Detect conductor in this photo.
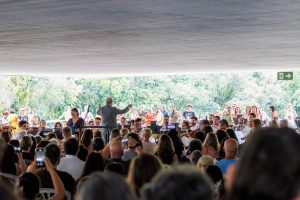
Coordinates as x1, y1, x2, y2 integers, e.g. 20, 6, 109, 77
97, 97, 132, 143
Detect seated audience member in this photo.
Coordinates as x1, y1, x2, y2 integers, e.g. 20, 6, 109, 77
122, 133, 141, 162
76, 172, 136, 200
212, 116, 221, 131
80, 152, 104, 179
269, 119, 278, 128
202, 133, 220, 160
77, 129, 93, 161
127, 154, 162, 197
20, 135, 34, 166
226, 128, 238, 142
167, 129, 184, 162
141, 167, 213, 200
0, 183, 17, 199
182, 139, 202, 163
199, 119, 210, 132
197, 155, 214, 173
155, 134, 178, 165
203, 125, 214, 138
279, 119, 289, 128
62, 127, 72, 142
93, 129, 102, 138
58, 138, 85, 180
105, 140, 126, 173
0, 131, 11, 143
110, 129, 121, 142
105, 162, 125, 176
216, 138, 238, 174
190, 150, 202, 165
194, 131, 205, 143
120, 128, 130, 138
215, 130, 229, 145
21, 158, 65, 200
92, 137, 105, 152
12, 120, 28, 140
227, 128, 300, 200
32, 144, 75, 196
53, 122, 63, 140
219, 119, 229, 131
34, 135, 43, 145
1, 143, 26, 176
142, 128, 157, 154
190, 117, 199, 131
252, 119, 262, 132
249, 112, 256, 121
132, 118, 145, 136
205, 165, 223, 184
119, 117, 128, 129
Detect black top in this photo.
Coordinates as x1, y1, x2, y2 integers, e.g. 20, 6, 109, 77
22, 151, 34, 166
66, 117, 85, 134
38, 169, 75, 196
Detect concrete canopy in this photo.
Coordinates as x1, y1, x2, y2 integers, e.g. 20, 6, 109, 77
0, 0, 299, 76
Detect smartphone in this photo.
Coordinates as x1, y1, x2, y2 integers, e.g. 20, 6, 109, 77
36, 148, 45, 168
14, 146, 21, 153
166, 124, 176, 130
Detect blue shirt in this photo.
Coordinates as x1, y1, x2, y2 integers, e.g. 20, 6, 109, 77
216, 159, 237, 174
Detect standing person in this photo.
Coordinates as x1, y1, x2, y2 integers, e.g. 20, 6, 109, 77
285, 103, 298, 128
270, 106, 279, 121
155, 108, 164, 133
161, 105, 168, 116
1, 111, 10, 126
144, 108, 155, 127
170, 105, 182, 124
139, 106, 147, 118
66, 108, 85, 135
244, 106, 251, 121
97, 97, 132, 143
31, 108, 41, 128
182, 104, 196, 122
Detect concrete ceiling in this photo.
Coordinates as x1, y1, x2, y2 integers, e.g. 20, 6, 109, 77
0, 0, 299, 76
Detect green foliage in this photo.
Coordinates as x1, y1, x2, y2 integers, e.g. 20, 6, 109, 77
0, 71, 299, 120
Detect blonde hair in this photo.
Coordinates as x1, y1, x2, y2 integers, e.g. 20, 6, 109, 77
143, 128, 152, 139
197, 155, 214, 173
203, 133, 220, 152
120, 128, 130, 137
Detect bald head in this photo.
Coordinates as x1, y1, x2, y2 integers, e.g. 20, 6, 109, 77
109, 140, 123, 159
106, 97, 113, 106
224, 138, 238, 159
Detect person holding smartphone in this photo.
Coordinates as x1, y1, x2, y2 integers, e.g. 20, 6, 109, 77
24, 157, 66, 200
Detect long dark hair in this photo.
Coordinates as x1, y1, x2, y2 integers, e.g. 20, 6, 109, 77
227, 128, 300, 200
81, 152, 104, 179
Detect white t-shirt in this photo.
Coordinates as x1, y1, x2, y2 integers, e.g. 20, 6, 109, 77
142, 141, 158, 154
57, 155, 85, 180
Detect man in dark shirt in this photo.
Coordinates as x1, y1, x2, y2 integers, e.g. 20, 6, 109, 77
182, 104, 196, 121
97, 97, 132, 143
37, 144, 75, 196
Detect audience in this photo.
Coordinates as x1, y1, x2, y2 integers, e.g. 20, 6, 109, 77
227, 128, 300, 200
155, 134, 178, 165
216, 138, 238, 174
76, 172, 136, 200
0, 102, 299, 200
57, 138, 85, 180
141, 167, 214, 200
127, 154, 162, 197
142, 128, 157, 154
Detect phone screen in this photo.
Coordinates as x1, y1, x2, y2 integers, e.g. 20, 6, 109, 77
36, 148, 45, 168
14, 146, 21, 153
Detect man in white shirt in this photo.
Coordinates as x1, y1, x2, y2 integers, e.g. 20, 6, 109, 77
190, 117, 199, 131
58, 138, 85, 180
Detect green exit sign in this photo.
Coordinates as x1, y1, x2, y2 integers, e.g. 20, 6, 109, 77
278, 72, 293, 80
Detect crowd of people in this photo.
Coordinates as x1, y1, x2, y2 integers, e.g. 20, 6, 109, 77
0, 98, 300, 200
